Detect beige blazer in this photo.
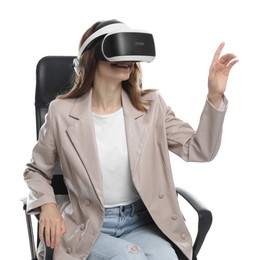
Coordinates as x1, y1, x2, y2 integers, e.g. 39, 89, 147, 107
24, 89, 227, 260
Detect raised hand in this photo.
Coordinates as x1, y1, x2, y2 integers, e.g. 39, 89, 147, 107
208, 42, 238, 108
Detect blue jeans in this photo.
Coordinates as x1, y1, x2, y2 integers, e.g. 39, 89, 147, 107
87, 199, 178, 259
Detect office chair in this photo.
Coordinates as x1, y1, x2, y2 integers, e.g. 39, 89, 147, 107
22, 56, 212, 260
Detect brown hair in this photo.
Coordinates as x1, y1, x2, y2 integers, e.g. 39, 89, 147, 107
58, 20, 157, 112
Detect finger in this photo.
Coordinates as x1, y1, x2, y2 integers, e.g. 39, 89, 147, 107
44, 219, 51, 247
39, 220, 45, 242
61, 220, 66, 235
212, 42, 225, 63
219, 53, 237, 65
226, 59, 239, 70
53, 221, 63, 248
50, 222, 56, 248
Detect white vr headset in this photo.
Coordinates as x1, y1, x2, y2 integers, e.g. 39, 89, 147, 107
73, 20, 156, 74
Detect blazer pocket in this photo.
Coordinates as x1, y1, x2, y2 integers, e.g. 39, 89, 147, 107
61, 209, 90, 256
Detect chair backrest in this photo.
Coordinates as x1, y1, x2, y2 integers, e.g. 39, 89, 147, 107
35, 56, 76, 195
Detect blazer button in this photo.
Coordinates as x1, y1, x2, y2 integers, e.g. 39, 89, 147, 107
158, 193, 164, 199
181, 233, 186, 240
171, 214, 178, 220
66, 248, 72, 254
80, 223, 85, 230
85, 199, 91, 206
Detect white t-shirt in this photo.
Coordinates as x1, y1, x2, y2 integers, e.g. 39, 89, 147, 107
92, 108, 140, 207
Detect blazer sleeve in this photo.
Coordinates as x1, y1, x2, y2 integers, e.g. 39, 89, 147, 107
23, 101, 58, 214
159, 95, 228, 162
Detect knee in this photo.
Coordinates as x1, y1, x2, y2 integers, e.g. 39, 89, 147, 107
113, 244, 147, 260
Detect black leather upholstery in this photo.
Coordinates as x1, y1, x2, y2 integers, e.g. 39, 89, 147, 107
35, 56, 75, 137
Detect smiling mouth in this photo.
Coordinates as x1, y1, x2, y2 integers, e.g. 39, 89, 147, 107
111, 62, 133, 69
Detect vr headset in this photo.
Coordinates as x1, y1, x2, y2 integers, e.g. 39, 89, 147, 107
73, 20, 156, 74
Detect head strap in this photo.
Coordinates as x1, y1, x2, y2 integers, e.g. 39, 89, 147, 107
73, 22, 129, 75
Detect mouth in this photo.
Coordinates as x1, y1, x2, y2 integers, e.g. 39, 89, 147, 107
111, 62, 133, 69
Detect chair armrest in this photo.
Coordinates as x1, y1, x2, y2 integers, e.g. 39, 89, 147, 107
21, 197, 38, 260
176, 187, 212, 259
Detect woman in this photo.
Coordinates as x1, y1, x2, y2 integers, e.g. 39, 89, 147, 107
24, 19, 238, 260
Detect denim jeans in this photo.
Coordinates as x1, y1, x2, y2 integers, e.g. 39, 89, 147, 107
87, 199, 178, 259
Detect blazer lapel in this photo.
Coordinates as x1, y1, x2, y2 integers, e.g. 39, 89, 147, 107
122, 91, 149, 178
64, 89, 149, 204
66, 90, 103, 204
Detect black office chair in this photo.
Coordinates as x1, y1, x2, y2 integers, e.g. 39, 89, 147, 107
22, 56, 212, 260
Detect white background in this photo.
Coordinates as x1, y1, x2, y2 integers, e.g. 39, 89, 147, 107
1, 0, 253, 259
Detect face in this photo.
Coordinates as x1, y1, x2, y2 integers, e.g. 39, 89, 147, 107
95, 61, 134, 84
